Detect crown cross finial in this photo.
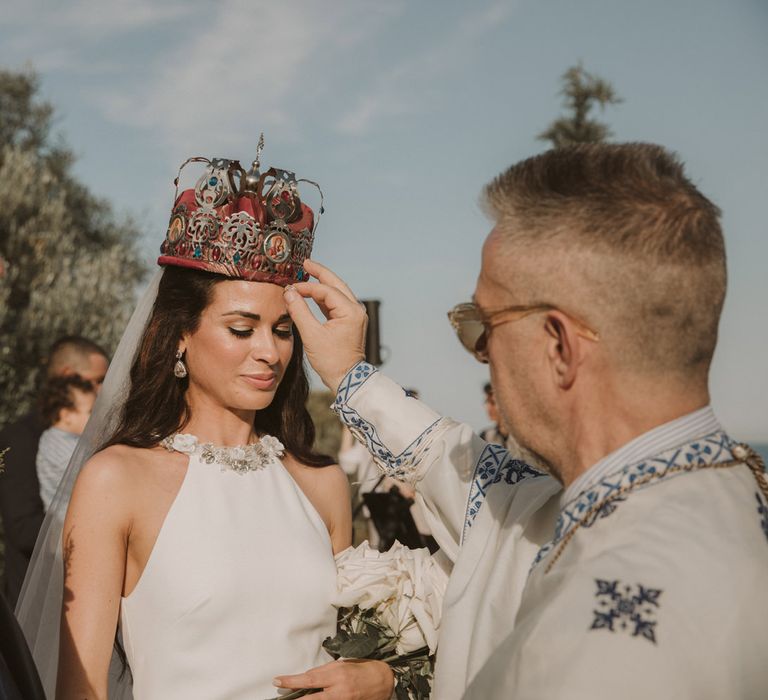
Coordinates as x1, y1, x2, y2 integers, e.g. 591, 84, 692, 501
254, 133, 265, 170
244, 133, 265, 194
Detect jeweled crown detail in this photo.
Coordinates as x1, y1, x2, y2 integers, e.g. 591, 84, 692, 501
158, 136, 323, 285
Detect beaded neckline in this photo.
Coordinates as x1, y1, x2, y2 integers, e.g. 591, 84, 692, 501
160, 433, 285, 474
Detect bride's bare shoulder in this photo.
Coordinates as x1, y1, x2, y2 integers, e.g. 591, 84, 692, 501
75, 443, 172, 493
284, 457, 349, 497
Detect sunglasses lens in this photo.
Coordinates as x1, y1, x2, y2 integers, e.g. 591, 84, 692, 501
448, 305, 486, 358
458, 321, 484, 355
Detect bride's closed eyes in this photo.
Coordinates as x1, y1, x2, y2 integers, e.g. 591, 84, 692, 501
222, 309, 293, 340
227, 325, 293, 339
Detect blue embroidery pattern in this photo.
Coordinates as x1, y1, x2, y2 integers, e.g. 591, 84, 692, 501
582, 494, 628, 527
756, 492, 768, 543
591, 579, 662, 644
332, 363, 443, 480
531, 431, 735, 570
463, 443, 545, 542
337, 407, 441, 480
335, 361, 377, 404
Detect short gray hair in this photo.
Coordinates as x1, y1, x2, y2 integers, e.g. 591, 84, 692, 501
482, 143, 726, 377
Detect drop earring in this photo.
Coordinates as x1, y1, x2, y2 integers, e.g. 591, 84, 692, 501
174, 350, 188, 379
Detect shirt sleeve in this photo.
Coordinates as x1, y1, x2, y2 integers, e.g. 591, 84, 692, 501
332, 362, 543, 563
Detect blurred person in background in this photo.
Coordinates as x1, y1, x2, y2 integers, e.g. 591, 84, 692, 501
339, 388, 433, 549
479, 382, 508, 447
35, 375, 97, 511
0, 335, 107, 608
338, 424, 383, 546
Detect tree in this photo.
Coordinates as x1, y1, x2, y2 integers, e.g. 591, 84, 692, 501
307, 390, 342, 459
538, 63, 622, 148
0, 68, 148, 427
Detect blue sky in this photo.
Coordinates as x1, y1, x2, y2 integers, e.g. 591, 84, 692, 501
1, 0, 766, 439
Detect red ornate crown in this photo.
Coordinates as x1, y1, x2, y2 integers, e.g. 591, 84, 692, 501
158, 137, 323, 285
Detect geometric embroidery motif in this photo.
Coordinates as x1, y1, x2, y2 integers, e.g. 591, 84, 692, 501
335, 403, 441, 482
332, 361, 443, 482
335, 360, 377, 404
590, 579, 663, 644
582, 494, 628, 527
530, 431, 735, 572
463, 443, 545, 542
756, 492, 768, 543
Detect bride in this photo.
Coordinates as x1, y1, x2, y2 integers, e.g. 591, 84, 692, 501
18, 149, 394, 699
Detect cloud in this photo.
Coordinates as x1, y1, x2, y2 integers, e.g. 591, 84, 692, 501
56, 0, 189, 32
334, 0, 520, 135
97, 0, 397, 155
0, 0, 193, 73
2, 0, 189, 33
0, 0, 512, 148
337, 92, 408, 135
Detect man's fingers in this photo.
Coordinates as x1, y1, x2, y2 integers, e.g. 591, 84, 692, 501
283, 285, 324, 333
290, 282, 364, 321
303, 260, 358, 302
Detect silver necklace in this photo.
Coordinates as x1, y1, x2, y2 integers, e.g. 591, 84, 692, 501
160, 433, 285, 474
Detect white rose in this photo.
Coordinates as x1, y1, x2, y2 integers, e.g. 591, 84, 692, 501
407, 552, 449, 654
380, 606, 428, 655
334, 541, 402, 610
334, 541, 448, 655
171, 433, 197, 454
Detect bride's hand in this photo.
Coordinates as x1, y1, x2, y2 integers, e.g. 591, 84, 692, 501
283, 259, 367, 393
273, 658, 394, 699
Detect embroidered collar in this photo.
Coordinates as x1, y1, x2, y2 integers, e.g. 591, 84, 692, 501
531, 430, 736, 571
160, 433, 285, 474
562, 406, 721, 505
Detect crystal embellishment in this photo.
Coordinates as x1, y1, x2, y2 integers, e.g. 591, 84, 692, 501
160, 433, 285, 474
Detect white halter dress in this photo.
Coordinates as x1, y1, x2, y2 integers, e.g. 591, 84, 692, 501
119, 434, 338, 700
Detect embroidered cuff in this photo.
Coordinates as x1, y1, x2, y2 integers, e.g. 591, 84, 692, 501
332, 362, 447, 484
334, 361, 379, 405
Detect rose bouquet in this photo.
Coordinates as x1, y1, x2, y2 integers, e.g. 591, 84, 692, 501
270, 541, 448, 700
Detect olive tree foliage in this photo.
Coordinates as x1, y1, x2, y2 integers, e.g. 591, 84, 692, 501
0, 68, 147, 427
538, 64, 622, 148
307, 389, 342, 460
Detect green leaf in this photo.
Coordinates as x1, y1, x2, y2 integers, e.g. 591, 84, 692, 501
322, 636, 345, 658
394, 682, 410, 700
414, 674, 431, 695
337, 635, 379, 658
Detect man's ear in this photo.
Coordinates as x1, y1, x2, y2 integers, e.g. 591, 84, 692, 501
543, 311, 582, 390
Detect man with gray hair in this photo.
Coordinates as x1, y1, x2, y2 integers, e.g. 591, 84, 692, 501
279, 142, 768, 698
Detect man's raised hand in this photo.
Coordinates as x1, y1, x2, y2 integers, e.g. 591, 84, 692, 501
283, 260, 367, 392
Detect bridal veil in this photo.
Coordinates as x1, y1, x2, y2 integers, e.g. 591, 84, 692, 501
16, 270, 163, 698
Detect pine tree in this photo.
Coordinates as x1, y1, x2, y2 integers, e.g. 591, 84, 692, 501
0, 68, 148, 427
538, 64, 622, 148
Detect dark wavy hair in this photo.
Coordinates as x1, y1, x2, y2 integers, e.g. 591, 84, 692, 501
105, 265, 332, 466
38, 375, 95, 427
